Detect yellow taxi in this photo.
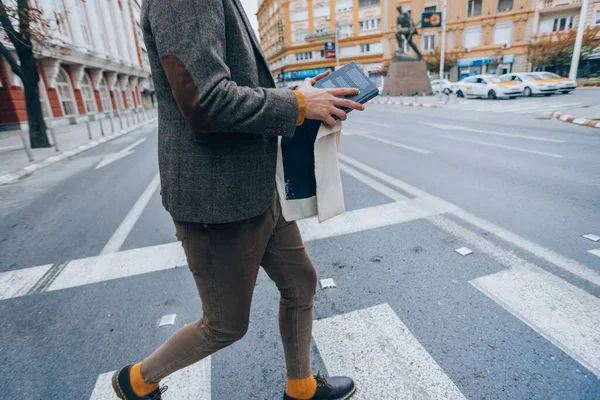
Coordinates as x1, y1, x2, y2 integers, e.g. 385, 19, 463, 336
454, 75, 523, 99
530, 72, 577, 94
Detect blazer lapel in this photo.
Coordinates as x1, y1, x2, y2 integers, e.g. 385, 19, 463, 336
229, 0, 276, 86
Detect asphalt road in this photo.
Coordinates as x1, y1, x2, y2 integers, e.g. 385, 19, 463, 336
1, 101, 599, 400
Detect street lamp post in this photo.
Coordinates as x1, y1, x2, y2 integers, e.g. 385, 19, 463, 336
335, 22, 340, 69
439, 0, 447, 83
569, 0, 589, 80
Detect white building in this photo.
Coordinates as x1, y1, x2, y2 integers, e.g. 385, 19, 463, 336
0, 0, 151, 131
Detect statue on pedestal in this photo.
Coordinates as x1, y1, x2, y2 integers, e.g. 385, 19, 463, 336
395, 6, 422, 61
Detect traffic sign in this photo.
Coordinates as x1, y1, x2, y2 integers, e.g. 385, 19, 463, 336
325, 50, 336, 59
324, 42, 336, 51
421, 12, 442, 28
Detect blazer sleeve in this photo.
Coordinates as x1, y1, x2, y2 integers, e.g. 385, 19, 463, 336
147, 0, 299, 137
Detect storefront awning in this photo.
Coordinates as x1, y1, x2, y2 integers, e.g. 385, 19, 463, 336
458, 54, 515, 67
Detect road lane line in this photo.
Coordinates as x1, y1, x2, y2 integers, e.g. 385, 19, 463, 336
313, 304, 467, 399
338, 154, 600, 287
0, 199, 453, 300
588, 249, 600, 258
0, 264, 52, 300
437, 135, 564, 158
100, 173, 161, 255
471, 265, 600, 378
423, 123, 565, 143
339, 163, 411, 201
90, 358, 211, 400
353, 133, 433, 154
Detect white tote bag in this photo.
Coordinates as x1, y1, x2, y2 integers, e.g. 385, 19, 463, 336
276, 119, 345, 222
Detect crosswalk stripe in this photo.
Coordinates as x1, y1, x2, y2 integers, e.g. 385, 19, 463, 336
353, 133, 433, 154
312, 304, 467, 399
437, 135, 564, 158
90, 358, 211, 399
471, 265, 600, 377
0, 199, 454, 301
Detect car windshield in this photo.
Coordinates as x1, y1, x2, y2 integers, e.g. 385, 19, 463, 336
487, 78, 502, 83
523, 75, 538, 81
542, 72, 561, 79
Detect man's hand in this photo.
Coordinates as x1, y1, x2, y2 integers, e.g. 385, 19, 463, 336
297, 70, 365, 127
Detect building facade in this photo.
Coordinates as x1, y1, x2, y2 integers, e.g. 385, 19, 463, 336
258, 0, 598, 83
0, 0, 151, 131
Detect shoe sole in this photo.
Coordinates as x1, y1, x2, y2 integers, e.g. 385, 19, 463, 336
111, 367, 127, 399
338, 385, 356, 400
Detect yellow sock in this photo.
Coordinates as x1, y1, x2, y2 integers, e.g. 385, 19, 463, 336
129, 362, 159, 397
286, 375, 317, 399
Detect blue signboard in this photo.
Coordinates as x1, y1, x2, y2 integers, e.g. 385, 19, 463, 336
457, 54, 515, 67
324, 42, 336, 51
284, 68, 329, 80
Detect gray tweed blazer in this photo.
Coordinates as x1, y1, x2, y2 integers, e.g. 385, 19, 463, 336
142, 0, 299, 224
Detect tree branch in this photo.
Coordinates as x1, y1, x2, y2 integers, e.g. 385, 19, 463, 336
0, 1, 21, 50
0, 40, 23, 79
16, 0, 31, 45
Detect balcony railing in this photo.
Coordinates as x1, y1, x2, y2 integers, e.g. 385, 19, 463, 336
539, 0, 581, 9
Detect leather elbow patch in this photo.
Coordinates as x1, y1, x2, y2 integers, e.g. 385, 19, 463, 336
161, 55, 213, 132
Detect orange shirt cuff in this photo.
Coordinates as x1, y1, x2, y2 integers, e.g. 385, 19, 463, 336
294, 90, 306, 126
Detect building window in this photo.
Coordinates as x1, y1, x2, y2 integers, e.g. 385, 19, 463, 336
553, 16, 575, 32
293, 31, 309, 43
463, 27, 482, 48
81, 73, 97, 113
52, 0, 70, 37
359, 42, 382, 53
99, 78, 112, 112
360, 19, 380, 31
94, 0, 110, 52
359, 0, 379, 7
596, 10, 600, 24
467, 0, 482, 17
124, 84, 134, 109
56, 68, 77, 116
76, 0, 92, 46
497, 0, 513, 12
295, 51, 313, 61
423, 35, 435, 51
493, 23, 513, 44
424, 5, 437, 12
291, 10, 309, 22
313, 6, 329, 18
338, 24, 353, 37
336, 0, 353, 12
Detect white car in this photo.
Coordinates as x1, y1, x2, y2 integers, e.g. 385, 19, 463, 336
499, 73, 558, 97
454, 75, 523, 99
430, 79, 453, 95
530, 72, 577, 94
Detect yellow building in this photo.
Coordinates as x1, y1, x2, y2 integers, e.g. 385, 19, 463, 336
257, 0, 546, 83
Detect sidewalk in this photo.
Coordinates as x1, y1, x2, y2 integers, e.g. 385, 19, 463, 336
552, 104, 600, 129
0, 109, 158, 185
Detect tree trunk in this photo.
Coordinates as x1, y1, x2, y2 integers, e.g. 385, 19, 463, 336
19, 49, 51, 148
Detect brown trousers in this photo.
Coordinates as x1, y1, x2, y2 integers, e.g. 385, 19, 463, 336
141, 192, 318, 383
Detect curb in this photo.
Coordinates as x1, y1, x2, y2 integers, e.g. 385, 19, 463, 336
0, 118, 157, 186
552, 112, 600, 129
369, 99, 438, 108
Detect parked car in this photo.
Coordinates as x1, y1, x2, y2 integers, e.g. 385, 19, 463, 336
454, 75, 523, 99
499, 73, 558, 97
529, 72, 577, 94
430, 79, 453, 95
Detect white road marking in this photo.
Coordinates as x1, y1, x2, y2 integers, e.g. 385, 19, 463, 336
0, 198, 454, 300
588, 249, 600, 258
423, 123, 566, 143
313, 304, 467, 399
0, 264, 52, 300
471, 264, 600, 378
158, 314, 177, 327
353, 133, 433, 154
100, 173, 161, 255
338, 153, 600, 287
339, 163, 410, 202
90, 358, 211, 400
437, 135, 564, 158
96, 138, 147, 169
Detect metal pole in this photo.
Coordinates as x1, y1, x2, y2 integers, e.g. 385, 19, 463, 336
335, 22, 340, 69
86, 121, 92, 140
569, 0, 589, 80
99, 118, 105, 136
110, 115, 115, 133
119, 114, 123, 130
18, 130, 35, 161
439, 0, 448, 86
49, 128, 60, 152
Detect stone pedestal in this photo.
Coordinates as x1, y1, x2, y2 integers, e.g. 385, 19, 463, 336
382, 59, 432, 96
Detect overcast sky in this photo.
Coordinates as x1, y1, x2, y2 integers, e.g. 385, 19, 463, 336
240, 0, 260, 40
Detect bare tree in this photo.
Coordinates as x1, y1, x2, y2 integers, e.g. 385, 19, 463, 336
0, 0, 51, 148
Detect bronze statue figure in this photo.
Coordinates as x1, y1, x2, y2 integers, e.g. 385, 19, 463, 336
395, 6, 422, 60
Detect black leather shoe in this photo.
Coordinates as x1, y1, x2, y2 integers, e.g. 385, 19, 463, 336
111, 365, 167, 400
283, 373, 356, 400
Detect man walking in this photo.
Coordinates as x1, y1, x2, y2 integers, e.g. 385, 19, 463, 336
110, 0, 364, 399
